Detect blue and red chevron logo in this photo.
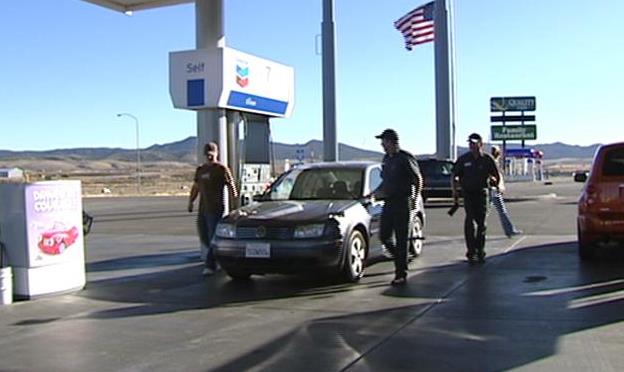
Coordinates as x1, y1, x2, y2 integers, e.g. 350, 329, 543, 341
236, 60, 249, 88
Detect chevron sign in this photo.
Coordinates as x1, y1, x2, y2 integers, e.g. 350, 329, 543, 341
236, 60, 249, 88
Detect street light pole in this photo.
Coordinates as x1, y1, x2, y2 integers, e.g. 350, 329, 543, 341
116, 113, 141, 194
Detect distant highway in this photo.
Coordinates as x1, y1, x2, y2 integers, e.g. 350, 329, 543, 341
83, 176, 583, 238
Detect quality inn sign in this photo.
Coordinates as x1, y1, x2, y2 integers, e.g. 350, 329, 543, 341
491, 125, 537, 141
490, 96, 536, 112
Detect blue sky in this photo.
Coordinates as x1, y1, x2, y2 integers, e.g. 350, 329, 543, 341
1, 0, 622, 156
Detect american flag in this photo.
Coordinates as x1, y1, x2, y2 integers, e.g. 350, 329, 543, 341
394, 2, 435, 50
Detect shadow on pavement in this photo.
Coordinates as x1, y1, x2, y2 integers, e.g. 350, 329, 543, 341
86, 250, 199, 272
76, 241, 624, 371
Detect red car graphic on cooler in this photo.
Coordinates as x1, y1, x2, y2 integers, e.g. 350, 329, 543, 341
38, 225, 79, 255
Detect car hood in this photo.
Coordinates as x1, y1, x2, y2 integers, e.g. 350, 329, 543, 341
226, 200, 358, 224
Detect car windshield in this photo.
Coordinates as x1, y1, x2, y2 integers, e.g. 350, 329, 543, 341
419, 160, 453, 176
266, 167, 364, 201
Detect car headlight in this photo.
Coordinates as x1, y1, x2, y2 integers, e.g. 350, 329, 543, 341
215, 223, 236, 238
293, 223, 325, 239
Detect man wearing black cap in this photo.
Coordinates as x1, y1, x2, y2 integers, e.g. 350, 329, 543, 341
372, 128, 423, 285
452, 133, 500, 263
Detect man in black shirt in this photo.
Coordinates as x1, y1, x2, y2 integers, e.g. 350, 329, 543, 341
452, 133, 500, 263
372, 129, 423, 285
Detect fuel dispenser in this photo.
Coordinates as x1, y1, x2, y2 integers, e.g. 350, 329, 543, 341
169, 46, 294, 259
169, 46, 294, 206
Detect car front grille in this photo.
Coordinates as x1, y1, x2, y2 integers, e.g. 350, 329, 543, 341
236, 226, 292, 240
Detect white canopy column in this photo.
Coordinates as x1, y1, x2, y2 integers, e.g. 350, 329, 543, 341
195, 0, 227, 166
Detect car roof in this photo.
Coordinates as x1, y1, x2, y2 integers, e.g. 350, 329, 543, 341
598, 142, 624, 152
295, 161, 379, 170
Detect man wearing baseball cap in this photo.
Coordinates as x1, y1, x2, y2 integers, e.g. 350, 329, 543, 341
451, 133, 500, 264
371, 128, 423, 286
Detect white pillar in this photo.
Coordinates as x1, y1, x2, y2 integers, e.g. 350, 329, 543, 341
434, 0, 453, 160
195, 0, 226, 166
322, 0, 338, 161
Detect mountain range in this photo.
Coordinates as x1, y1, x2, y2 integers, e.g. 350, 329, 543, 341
0, 137, 600, 164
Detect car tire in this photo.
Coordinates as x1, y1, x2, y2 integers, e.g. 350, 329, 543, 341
409, 217, 424, 258
577, 223, 594, 261
342, 230, 367, 282
225, 269, 252, 280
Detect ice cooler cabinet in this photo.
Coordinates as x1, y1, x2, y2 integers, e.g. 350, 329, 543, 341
0, 181, 86, 299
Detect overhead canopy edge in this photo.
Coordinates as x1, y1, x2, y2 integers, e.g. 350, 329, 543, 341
81, 0, 193, 13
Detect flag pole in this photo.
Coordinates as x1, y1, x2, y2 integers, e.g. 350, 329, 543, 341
322, 0, 338, 162
434, 0, 454, 160
448, 0, 457, 160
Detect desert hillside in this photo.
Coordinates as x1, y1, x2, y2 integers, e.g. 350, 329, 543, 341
0, 138, 595, 196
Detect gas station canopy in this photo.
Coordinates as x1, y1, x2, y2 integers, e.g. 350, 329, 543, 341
82, 0, 192, 13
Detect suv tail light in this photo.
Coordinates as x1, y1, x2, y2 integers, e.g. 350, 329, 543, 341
585, 183, 600, 205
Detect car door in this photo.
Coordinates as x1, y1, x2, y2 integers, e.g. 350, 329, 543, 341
366, 165, 384, 255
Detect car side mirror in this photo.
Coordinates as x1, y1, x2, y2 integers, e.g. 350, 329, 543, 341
252, 193, 265, 202
574, 172, 588, 183
359, 194, 373, 207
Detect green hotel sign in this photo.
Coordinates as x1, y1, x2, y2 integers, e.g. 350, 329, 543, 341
490, 96, 536, 112
491, 125, 537, 141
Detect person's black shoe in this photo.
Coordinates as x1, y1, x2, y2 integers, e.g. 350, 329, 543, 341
390, 276, 407, 286
466, 252, 477, 264
477, 251, 486, 263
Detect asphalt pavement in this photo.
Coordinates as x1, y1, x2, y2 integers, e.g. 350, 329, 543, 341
1, 177, 623, 371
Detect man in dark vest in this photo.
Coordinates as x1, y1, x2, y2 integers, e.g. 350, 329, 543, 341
372, 129, 423, 286
452, 133, 500, 263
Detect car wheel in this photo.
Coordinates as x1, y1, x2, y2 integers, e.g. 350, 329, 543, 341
577, 223, 594, 261
225, 269, 252, 280
342, 230, 367, 282
409, 217, 424, 258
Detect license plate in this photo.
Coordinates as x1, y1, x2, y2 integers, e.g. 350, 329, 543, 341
245, 243, 270, 258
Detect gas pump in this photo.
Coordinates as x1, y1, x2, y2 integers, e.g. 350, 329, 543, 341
169, 46, 294, 208
239, 114, 273, 205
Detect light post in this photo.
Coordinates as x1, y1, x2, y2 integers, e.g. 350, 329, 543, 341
116, 113, 141, 194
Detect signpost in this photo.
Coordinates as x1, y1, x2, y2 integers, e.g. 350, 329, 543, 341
490, 96, 536, 112
490, 96, 537, 173
490, 114, 535, 123
490, 96, 537, 145
491, 125, 537, 141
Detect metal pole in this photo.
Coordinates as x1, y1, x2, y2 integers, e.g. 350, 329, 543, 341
434, 0, 452, 160
117, 113, 141, 194
135, 116, 140, 194
448, 0, 458, 161
322, 0, 338, 162
195, 0, 226, 166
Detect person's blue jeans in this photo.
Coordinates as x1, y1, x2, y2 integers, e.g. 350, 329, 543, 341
490, 189, 517, 236
197, 212, 222, 269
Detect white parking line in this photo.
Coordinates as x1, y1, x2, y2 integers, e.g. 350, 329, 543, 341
504, 235, 527, 253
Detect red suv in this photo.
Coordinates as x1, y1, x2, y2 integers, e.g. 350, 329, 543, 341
576, 142, 624, 260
